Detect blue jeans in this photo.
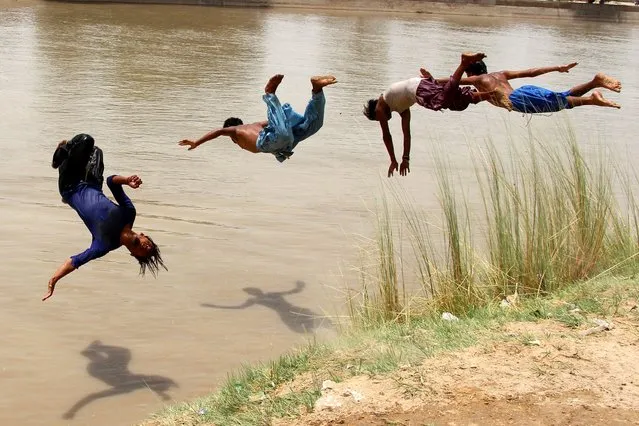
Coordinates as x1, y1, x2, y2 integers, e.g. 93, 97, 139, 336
256, 93, 294, 158
256, 91, 326, 163
285, 90, 326, 147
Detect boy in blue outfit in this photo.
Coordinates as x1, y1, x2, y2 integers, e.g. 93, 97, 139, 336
178, 74, 337, 162
45, 134, 166, 301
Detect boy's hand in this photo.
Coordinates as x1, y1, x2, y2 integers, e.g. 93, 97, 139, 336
388, 160, 399, 177
558, 62, 578, 73
42, 278, 57, 301
126, 175, 143, 189
400, 159, 410, 176
179, 140, 199, 150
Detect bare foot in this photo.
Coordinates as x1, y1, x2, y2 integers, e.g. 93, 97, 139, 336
420, 68, 432, 79
264, 74, 284, 94
462, 52, 486, 65
311, 75, 337, 92
592, 90, 621, 109
594, 73, 621, 93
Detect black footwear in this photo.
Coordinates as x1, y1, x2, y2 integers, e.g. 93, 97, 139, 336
52, 144, 68, 169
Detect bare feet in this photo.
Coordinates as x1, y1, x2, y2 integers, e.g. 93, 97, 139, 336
594, 73, 621, 93
592, 90, 621, 109
311, 75, 337, 92
264, 74, 284, 94
420, 68, 432, 79
461, 52, 487, 65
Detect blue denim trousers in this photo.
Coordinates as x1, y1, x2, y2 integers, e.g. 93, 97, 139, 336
256, 91, 326, 162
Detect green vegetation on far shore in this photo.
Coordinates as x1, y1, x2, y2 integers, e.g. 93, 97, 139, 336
143, 125, 639, 426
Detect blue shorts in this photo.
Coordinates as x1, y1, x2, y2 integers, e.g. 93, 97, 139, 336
509, 85, 572, 114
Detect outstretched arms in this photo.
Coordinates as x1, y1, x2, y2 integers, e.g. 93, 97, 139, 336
42, 258, 75, 301
178, 127, 237, 150
503, 62, 577, 80
43, 243, 110, 301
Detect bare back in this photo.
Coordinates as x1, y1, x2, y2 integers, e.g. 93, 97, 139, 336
232, 122, 267, 153
469, 73, 514, 107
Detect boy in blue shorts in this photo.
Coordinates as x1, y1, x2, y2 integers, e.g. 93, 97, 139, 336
429, 60, 621, 113
179, 74, 337, 162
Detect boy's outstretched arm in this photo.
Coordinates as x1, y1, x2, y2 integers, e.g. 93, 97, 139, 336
42, 259, 75, 301
503, 62, 577, 80
178, 127, 237, 150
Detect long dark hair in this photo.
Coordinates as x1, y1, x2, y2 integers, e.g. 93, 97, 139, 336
134, 235, 167, 277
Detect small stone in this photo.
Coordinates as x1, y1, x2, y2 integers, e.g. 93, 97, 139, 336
322, 380, 337, 390
315, 394, 342, 411
442, 312, 459, 321
346, 389, 364, 402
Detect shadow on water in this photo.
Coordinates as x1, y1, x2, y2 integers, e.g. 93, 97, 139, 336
62, 340, 178, 420
202, 280, 332, 334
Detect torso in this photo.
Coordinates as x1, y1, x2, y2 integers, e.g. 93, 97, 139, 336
67, 184, 129, 250
233, 122, 265, 153
474, 73, 515, 106
383, 77, 421, 113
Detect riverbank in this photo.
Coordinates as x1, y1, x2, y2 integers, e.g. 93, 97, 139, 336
141, 276, 639, 425
45, 0, 639, 23
142, 124, 639, 425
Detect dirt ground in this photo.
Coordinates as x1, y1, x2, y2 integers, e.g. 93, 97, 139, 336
277, 304, 639, 426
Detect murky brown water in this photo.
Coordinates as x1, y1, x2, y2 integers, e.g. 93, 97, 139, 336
1, 1, 638, 425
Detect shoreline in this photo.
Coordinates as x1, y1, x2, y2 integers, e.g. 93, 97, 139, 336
42, 0, 639, 23
141, 277, 639, 425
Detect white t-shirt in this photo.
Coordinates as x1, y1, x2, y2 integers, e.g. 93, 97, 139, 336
382, 78, 421, 113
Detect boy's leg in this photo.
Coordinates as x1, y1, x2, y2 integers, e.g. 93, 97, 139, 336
566, 90, 620, 109
439, 52, 487, 110
454, 52, 486, 83
567, 73, 621, 97
258, 75, 293, 151
84, 146, 105, 189
56, 134, 96, 196
291, 75, 336, 143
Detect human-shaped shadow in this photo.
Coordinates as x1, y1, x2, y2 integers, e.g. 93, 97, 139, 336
201, 281, 331, 334
62, 340, 178, 420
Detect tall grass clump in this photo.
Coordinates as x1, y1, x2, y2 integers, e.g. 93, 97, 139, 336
350, 125, 639, 324
347, 193, 405, 327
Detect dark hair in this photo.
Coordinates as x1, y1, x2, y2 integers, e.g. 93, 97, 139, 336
134, 235, 167, 278
363, 99, 378, 121
466, 60, 488, 76
223, 117, 243, 128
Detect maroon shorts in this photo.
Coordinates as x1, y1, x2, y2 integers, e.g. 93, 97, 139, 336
415, 76, 476, 112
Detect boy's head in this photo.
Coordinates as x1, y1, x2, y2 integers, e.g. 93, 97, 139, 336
465, 60, 488, 76
363, 99, 379, 121
127, 233, 167, 278
223, 117, 243, 128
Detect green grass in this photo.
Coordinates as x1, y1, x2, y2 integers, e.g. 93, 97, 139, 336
145, 124, 639, 426
144, 277, 638, 426
350, 125, 639, 323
